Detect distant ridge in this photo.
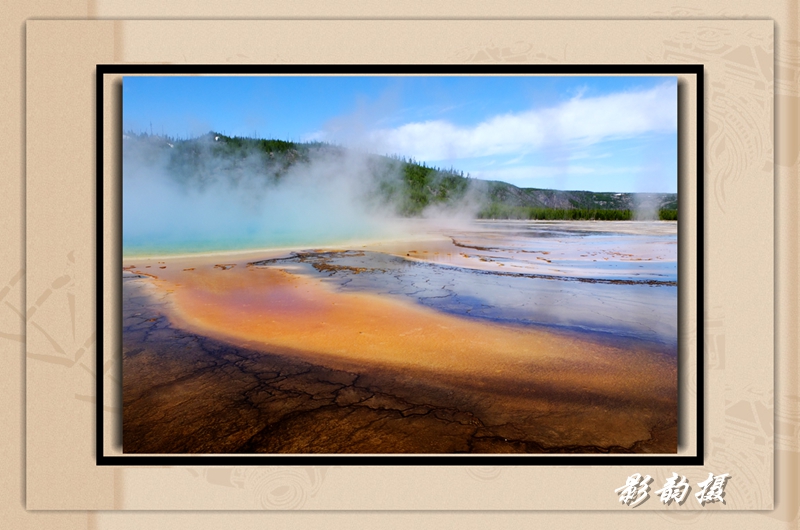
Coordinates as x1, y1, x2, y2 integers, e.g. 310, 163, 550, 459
123, 131, 678, 221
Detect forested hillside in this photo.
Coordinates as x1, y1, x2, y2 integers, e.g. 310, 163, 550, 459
123, 131, 678, 221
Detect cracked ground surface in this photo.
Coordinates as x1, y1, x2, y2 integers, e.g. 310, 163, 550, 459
123, 222, 678, 454
122, 268, 677, 454
123, 279, 489, 453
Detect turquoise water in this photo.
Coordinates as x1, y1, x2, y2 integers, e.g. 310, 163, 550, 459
122, 224, 397, 258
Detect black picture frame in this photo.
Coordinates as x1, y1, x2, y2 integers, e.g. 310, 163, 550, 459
97, 63, 704, 466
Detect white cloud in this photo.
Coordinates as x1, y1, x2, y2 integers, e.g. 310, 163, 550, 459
471, 165, 644, 184
555, 151, 613, 162
321, 81, 676, 162
503, 153, 530, 165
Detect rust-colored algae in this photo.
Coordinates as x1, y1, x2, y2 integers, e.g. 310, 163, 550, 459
122, 250, 677, 454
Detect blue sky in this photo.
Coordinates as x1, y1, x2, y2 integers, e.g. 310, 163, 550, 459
123, 75, 677, 193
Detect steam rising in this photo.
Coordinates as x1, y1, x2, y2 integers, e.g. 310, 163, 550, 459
632, 194, 660, 221
122, 136, 480, 257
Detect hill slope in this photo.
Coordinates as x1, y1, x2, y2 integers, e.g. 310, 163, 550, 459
123, 131, 678, 220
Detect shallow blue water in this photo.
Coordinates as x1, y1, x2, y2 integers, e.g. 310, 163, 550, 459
252, 247, 678, 348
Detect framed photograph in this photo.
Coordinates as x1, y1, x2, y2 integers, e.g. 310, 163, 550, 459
100, 65, 702, 465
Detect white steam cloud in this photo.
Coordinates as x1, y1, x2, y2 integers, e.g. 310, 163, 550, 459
122, 138, 480, 256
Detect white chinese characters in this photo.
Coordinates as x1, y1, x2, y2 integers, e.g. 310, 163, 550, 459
616, 472, 730, 507
615, 473, 653, 508
695, 473, 731, 506
654, 473, 691, 505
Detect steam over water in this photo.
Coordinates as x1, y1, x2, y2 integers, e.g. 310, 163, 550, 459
122, 137, 489, 258
123, 145, 417, 257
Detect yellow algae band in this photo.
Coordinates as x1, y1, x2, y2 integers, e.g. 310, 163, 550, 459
123, 248, 677, 454
174, 266, 667, 387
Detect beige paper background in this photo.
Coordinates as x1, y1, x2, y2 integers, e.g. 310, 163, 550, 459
1, 1, 796, 528
26, 17, 765, 510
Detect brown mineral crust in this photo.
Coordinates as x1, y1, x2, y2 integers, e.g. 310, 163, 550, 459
122, 269, 677, 454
